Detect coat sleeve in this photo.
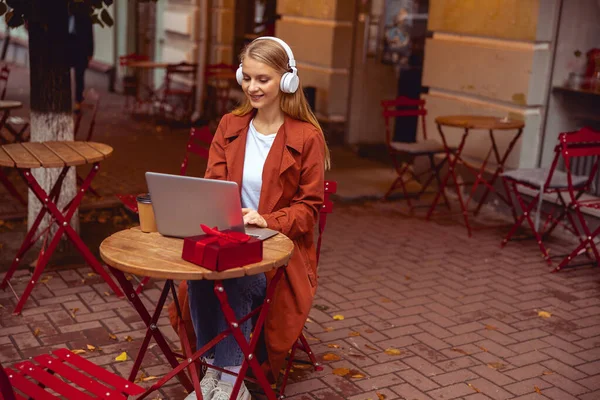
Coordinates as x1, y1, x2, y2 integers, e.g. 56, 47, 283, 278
262, 130, 325, 241
204, 116, 229, 180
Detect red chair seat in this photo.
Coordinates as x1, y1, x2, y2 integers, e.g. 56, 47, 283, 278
2, 348, 145, 400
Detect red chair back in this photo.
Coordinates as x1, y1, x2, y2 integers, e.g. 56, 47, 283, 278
0, 66, 10, 101
559, 126, 600, 199
180, 126, 213, 176
381, 96, 427, 145
316, 180, 337, 266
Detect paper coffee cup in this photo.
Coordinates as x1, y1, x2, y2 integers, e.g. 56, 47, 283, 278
137, 193, 157, 233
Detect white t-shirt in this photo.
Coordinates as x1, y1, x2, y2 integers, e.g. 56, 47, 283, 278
241, 119, 277, 210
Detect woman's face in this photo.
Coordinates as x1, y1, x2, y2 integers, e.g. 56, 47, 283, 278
241, 57, 282, 111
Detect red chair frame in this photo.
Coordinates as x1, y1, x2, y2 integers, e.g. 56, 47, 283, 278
381, 97, 450, 213
75, 89, 102, 198
119, 53, 149, 112
501, 128, 599, 266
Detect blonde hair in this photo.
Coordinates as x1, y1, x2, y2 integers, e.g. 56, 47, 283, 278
232, 38, 331, 170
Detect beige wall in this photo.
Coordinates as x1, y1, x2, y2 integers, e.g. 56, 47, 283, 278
276, 0, 355, 120
208, 0, 235, 64
423, 0, 560, 168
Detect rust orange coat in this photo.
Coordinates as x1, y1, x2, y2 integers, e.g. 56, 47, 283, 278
169, 111, 325, 381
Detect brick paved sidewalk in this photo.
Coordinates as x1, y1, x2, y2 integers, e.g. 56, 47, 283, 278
2, 201, 599, 399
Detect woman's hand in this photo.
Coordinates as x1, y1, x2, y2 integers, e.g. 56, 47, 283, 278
242, 208, 267, 228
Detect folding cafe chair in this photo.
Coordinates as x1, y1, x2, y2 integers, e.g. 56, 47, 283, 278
156, 62, 199, 122
74, 88, 102, 198
0, 65, 29, 144
501, 126, 598, 267
553, 127, 600, 272
116, 125, 214, 293
381, 97, 451, 212
119, 53, 150, 112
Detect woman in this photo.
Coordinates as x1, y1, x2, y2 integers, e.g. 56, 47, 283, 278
179, 36, 330, 400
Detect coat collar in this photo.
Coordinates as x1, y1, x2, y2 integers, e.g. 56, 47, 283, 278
224, 111, 305, 154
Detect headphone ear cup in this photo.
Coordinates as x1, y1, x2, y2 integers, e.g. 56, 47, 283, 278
280, 72, 299, 93
236, 64, 244, 85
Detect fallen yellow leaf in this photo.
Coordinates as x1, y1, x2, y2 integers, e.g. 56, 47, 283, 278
487, 362, 506, 369
332, 367, 350, 377
534, 386, 542, 394
327, 344, 341, 349
322, 353, 341, 361
124, 335, 133, 342
332, 314, 344, 321
538, 311, 552, 318
467, 383, 480, 393
108, 333, 117, 340
104, 292, 110, 296
451, 347, 469, 355
292, 364, 311, 370
306, 317, 314, 323
324, 327, 334, 332
39, 276, 52, 284
376, 392, 386, 400
351, 373, 365, 379
542, 370, 554, 375
142, 375, 159, 382
485, 324, 498, 330
349, 331, 361, 337
384, 348, 402, 356
33, 328, 41, 337
365, 344, 378, 351
478, 346, 489, 352
87, 272, 96, 277
71, 349, 86, 355
115, 352, 128, 362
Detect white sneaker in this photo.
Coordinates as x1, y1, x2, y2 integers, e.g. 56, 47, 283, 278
184, 370, 221, 400
210, 380, 251, 400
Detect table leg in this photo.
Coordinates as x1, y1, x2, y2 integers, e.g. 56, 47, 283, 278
427, 126, 472, 236
473, 128, 523, 216
137, 268, 286, 400
214, 269, 284, 400
109, 269, 195, 393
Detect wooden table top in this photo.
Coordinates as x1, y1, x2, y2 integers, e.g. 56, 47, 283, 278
100, 227, 294, 281
0, 141, 113, 168
0, 100, 22, 110
127, 61, 171, 69
435, 115, 525, 130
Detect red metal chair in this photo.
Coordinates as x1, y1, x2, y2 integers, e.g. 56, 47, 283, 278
75, 88, 102, 198
501, 127, 597, 266
0, 349, 145, 400
552, 127, 600, 272
381, 97, 451, 212
116, 126, 214, 293
277, 180, 337, 397
204, 63, 236, 121
119, 53, 149, 112
0, 65, 29, 143
156, 62, 199, 122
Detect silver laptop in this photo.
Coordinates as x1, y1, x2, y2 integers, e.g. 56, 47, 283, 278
145, 172, 278, 240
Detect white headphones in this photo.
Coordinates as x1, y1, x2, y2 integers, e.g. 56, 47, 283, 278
236, 36, 299, 94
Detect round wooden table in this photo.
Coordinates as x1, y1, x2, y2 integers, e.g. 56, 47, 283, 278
427, 115, 525, 237
0, 141, 122, 315
99, 227, 293, 400
0, 100, 22, 111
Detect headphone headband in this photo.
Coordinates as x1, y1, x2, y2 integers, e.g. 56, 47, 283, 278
254, 36, 296, 68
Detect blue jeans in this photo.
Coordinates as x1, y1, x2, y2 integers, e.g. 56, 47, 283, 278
188, 274, 267, 367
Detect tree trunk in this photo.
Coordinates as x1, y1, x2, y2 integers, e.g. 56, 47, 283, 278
27, 0, 78, 235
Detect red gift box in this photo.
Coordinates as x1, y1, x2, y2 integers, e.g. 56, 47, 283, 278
182, 224, 263, 271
